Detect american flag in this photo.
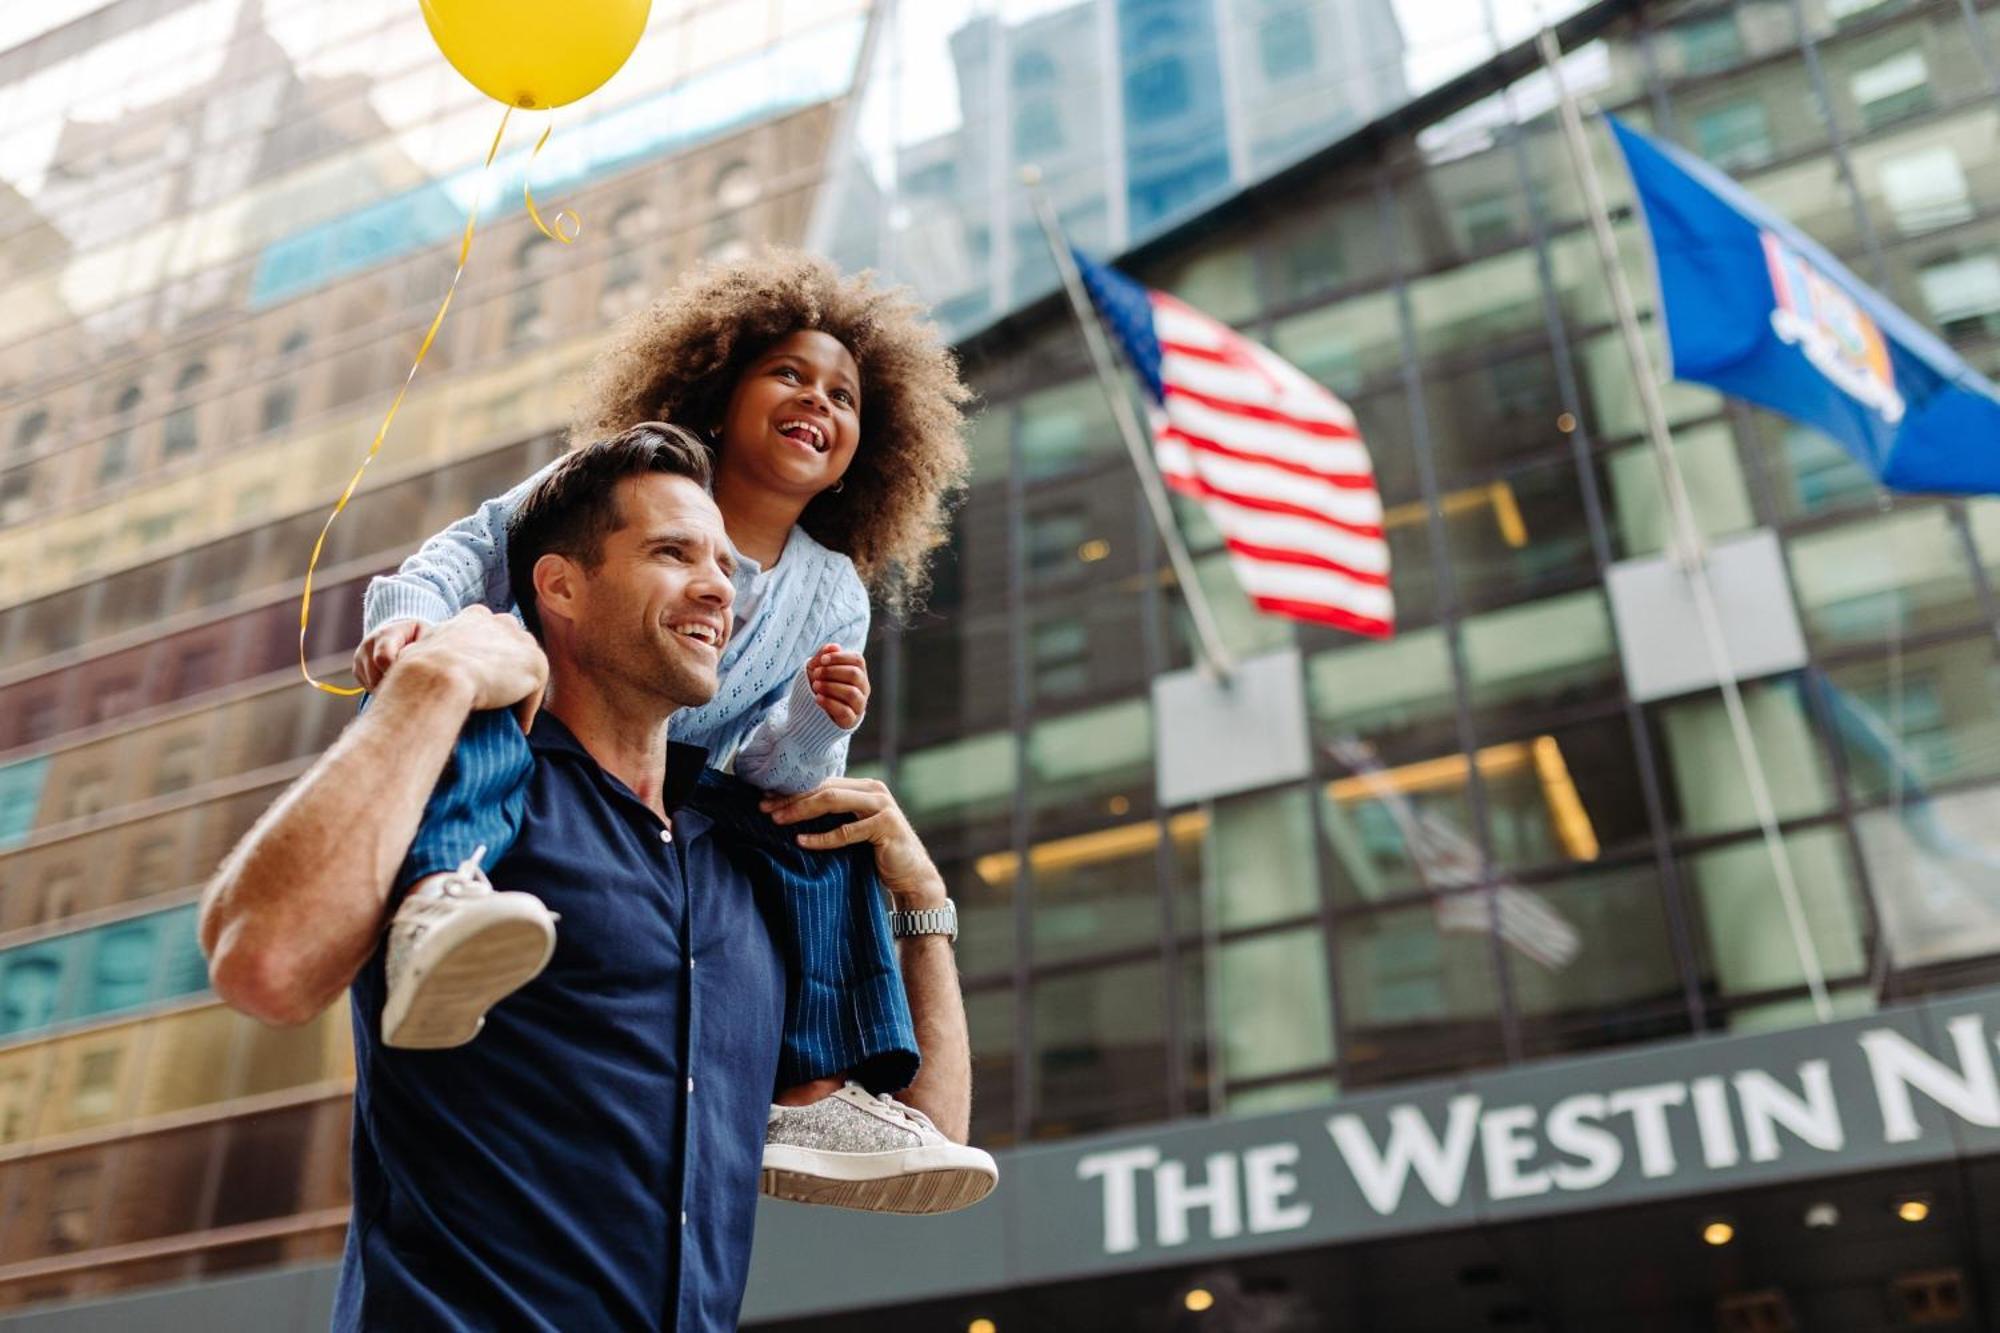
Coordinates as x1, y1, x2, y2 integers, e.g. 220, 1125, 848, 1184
1072, 248, 1395, 638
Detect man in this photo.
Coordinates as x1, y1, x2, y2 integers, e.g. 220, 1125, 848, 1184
199, 426, 978, 1330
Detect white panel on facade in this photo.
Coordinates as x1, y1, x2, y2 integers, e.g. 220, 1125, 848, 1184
1606, 528, 1808, 703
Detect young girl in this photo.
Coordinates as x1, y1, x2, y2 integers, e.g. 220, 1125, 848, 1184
353, 250, 987, 1214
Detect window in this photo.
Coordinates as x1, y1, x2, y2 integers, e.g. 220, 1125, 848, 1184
1674, 13, 1746, 74
1880, 146, 1974, 234
1012, 51, 1057, 88
1919, 253, 2000, 340
0, 471, 29, 524
259, 382, 296, 435
99, 383, 142, 484
1850, 48, 1932, 129
162, 361, 206, 458
61, 771, 111, 822
1257, 9, 1315, 81
152, 737, 203, 795
46, 1163, 99, 1251
1013, 100, 1063, 158
599, 202, 657, 318
1126, 58, 1192, 121
12, 409, 47, 457
1692, 101, 1774, 171
0, 949, 68, 1036
713, 162, 759, 211
78, 922, 157, 1019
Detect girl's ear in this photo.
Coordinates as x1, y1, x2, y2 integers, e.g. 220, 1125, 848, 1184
532, 552, 583, 627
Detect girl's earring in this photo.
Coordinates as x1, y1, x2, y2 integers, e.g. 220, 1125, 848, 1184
831, 479, 845, 494
706, 425, 721, 443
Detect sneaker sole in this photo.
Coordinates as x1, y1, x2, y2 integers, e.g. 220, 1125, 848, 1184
382, 909, 556, 1050
760, 1144, 998, 1215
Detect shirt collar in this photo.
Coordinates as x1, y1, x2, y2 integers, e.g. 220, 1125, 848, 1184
527, 712, 709, 813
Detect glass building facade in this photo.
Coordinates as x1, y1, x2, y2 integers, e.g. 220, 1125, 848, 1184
6, 0, 2000, 1324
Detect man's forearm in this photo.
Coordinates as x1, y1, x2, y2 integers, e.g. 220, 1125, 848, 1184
891, 873, 972, 1142
200, 660, 477, 1024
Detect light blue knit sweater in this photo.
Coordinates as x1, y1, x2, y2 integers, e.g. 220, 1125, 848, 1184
361, 459, 867, 794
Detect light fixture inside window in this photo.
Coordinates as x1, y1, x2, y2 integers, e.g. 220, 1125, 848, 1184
1077, 538, 1110, 562
1702, 1220, 1736, 1246
969, 1319, 997, 1333
1897, 1196, 1932, 1223
1184, 1288, 1215, 1312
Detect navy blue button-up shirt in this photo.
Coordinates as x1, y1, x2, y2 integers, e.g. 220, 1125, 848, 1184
333, 715, 785, 1332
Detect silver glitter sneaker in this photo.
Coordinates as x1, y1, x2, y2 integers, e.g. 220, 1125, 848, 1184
381, 847, 557, 1050
762, 1083, 998, 1215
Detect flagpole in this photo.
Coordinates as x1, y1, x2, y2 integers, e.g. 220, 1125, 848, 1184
1021, 167, 1238, 683
1537, 26, 1832, 1022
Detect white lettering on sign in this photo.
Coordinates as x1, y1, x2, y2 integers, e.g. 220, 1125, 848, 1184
1242, 1143, 1313, 1234
1545, 1093, 1621, 1191
1072, 1008, 2000, 1257
1326, 1094, 1482, 1214
1607, 1082, 1685, 1178
1480, 1104, 1550, 1201
1076, 1147, 1159, 1255
1860, 1015, 2000, 1143
1155, 1152, 1241, 1247
1078, 1141, 1315, 1254
1736, 1061, 1843, 1161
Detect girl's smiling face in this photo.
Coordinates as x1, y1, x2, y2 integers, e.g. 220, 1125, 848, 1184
713, 329, 862, 501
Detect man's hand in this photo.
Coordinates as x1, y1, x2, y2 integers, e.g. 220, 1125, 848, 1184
353, 619, 427, 691
761, 777, 941, 907
396, 607, 549, 732
805, 644, 869, 730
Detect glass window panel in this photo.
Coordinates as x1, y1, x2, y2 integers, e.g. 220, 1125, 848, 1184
1158, 246, 1259, 325
0, 942, 72, 1039
1393, 148, 1532, 272
900, 731, 1017, 837
1445, 456, 1598, 611
1030, 816, 1166, 966
1568, 320, 1722, 440
1462, 590, 1622, 730
1819, 636, 2000, 799
1334, 898, 1504, 1087
1017, 379, 1119, 481
1306, 627, 1458, 756
1652, 677, 1836, 837
944, 852, 1016, 982
1032, 959, 1169, 1136
1201, 929, 1334, 1085
1269, 290, 1404, 399
1027, 699, 1152, 814
1481, 716, 1653, 869
898, 612, 1010, 751
1788, 506, 1982, 648
1263, 191, 1388, 304
1603, 422, 1755, 559
1406, 250, 1545, 361
1682, 828, 1869, 997
966, 987, 1016, 1148
1508, 861, 1694, 1059
137, 1007, 241, 1118
71, 920, 159, 1022
1746, 412, 1881, 521
1318, 741, 1488, 908
1855, 784, 2000, 970
1422, 345, 1570, 481
1209, 786, 1319, 931
1669, 60, 1824, 164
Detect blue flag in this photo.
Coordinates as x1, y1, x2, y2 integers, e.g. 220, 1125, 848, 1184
1610, 115, 2000, 494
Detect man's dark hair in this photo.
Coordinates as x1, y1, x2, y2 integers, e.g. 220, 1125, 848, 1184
505, 422, 714, 638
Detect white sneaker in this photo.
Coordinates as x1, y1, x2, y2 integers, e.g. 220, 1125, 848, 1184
761, 1083, 999, 1215
381, 847, 557, 1050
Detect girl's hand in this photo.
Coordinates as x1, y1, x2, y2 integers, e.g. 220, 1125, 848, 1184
807, 643, 868, 729
354, 620, 428, 691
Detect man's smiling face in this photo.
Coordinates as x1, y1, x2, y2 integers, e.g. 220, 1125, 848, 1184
569, 472, 737, 709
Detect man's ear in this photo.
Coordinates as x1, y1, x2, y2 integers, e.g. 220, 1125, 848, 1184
532, 552, 583, 628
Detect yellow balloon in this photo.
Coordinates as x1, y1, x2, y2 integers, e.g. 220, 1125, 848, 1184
420, 0, 651, 110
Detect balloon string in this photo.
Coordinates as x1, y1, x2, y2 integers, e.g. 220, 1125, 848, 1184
299, 107, 514, 697
524, 117, 580, 244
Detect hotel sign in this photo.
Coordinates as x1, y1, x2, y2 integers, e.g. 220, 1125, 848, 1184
744, 987, 2000, 1317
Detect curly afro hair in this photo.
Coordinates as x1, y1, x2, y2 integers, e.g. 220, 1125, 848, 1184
571, 248, 971, 616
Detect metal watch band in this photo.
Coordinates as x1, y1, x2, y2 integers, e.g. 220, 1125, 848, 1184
890, 898, 958, 943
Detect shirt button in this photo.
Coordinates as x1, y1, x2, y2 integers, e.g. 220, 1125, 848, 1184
686, 1076, 695, 1093
659, 827, 673, 844
681, 1211, 688, 1226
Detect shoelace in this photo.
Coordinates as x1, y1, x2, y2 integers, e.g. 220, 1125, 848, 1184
872, 1090, 942, 1138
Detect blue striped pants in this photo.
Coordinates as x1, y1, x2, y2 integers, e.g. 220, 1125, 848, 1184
399, 709, 920, 1094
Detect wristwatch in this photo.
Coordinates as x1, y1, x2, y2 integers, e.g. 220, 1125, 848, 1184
890, 898, 958, 944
